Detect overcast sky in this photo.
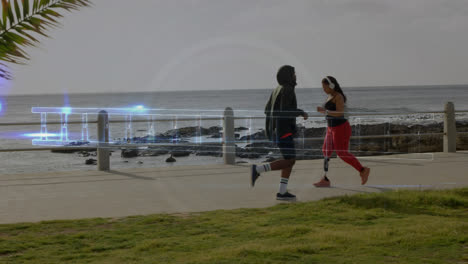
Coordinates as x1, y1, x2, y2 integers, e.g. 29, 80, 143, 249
2, 0, 468, 95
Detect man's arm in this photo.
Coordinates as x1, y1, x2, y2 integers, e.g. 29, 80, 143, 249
264, 93, 273, 115
279, 87, 306, 118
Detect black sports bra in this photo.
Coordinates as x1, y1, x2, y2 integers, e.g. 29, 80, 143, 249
324, 97, 347, 127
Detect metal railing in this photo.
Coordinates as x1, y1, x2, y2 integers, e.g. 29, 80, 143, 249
0, 102, 466, 170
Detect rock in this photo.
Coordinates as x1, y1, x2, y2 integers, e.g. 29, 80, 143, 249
457, 134, 468, 150
78, 151, 91, 157
239, 130, 267, 141
51, 149, 81, 154
85, 159, 97, 165
140, 148, 169, 156
247, 153, 261, 159
67, 141, 90, 146
160, 126, 211, 138
137, 161, 144, 164
210, 132, 222, 138
208, 126, 222, 135
244, 142, 276, 155
235, 127, 249, 132
194, 144, 223, 157
121, 149, 139, 158
166, 155, 176, 163
236, 146, 262, 159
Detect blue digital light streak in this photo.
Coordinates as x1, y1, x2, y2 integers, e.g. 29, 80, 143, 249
24, 133, 59, 138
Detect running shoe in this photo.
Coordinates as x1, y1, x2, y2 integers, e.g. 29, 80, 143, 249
360, 167, 370, 185
251, 165, 260, 187
276, 192, 296, 201
313, 177, 331, 188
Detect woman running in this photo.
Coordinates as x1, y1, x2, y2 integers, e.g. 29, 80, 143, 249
314, 76, 370, 187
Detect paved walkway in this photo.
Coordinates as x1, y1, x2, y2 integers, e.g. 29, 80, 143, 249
1, 152, 467, 224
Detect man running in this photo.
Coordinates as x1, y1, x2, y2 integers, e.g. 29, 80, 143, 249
250, 65, 308, 201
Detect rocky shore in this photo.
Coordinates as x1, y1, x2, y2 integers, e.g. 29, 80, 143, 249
53, 121, 468, 164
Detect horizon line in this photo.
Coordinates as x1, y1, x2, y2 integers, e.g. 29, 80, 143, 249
2, 84, 467, 97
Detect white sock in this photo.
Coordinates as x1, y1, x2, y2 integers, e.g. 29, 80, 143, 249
256, 163, 271, 174
279, 177, 288, 194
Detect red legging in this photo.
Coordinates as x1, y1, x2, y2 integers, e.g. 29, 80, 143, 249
322, 121, 363, 172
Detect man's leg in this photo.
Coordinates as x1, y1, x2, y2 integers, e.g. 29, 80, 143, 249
279, 162, 294, 194
275, 136, 296, 200
251, 135, 295, 185
251, 135, 297, 200
254, 158, 295, 175
270, 159, 295, 173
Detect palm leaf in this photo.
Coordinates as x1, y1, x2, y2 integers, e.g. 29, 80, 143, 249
2, 1, 8, 29
13, 0, 21, 22
0, 62, 11, 79
21, 0, 29, 18
0, 0, 91, 79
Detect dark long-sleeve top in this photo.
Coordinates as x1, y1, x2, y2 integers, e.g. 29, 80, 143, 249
264, 84, 305, 141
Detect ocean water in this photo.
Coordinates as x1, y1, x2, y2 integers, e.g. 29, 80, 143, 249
1, 85, 467, 174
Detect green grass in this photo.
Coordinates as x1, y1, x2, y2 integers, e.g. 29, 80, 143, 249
1, 188, 467, 264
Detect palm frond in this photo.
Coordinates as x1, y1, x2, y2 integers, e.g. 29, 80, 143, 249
0, 62, 11, 79
0, 0, 91, 79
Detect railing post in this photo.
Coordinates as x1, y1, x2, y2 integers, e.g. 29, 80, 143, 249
223, 107, 236, 165
97, 110, 110, 171
444, 102, 456, 153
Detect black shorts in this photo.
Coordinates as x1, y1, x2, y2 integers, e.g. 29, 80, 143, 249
277, 135, 296, 160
